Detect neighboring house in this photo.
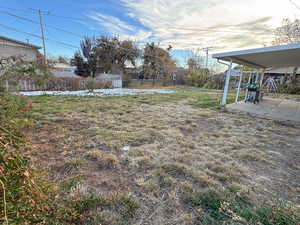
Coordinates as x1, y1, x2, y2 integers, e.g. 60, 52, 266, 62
265, 67, 300, 76
51, 63, 79, 78
0, 36, 41, 61
95, 73, 122, 88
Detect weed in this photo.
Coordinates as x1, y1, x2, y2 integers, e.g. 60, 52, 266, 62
63, 157, 87, 174
161, 163, 188, 177
237, 151, 267, 162
72, 193, 139, 225
100, 153, 119, 169
61, 175, 85, 192
85, 150, 103, 161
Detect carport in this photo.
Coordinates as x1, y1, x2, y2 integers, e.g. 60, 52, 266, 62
212, 42, 300, 122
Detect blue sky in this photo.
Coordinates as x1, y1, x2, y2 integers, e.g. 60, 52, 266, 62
0, 0, 300, 67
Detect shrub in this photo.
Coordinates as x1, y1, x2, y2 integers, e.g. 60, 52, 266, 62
85, 77, 97, 92
0, 93, 53, 224
187, 72, 210, 87
187, 72, 224, 89
277, 78, 300, 94
0, 57, 53, 92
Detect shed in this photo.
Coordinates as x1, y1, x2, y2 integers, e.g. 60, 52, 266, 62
95, 73, 123, 88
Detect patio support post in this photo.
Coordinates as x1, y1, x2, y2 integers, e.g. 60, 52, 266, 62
221, 60, 232, 105
259, 69, 265, 87
235, 70, 243, 104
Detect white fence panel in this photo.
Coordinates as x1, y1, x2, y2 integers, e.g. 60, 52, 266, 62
112, 79, 122, 88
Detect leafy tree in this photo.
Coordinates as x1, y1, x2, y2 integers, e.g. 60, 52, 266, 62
96, 36, 139, 74
72, 36, 97, 77
72, 51, 90, 77
81, 36, 98, 77
142, 43, 176, 85
73, 36, 140, 77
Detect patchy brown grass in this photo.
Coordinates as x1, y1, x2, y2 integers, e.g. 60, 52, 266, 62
25, 89, 300, 224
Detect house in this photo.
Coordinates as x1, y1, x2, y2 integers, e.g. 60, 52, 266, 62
265, 67, 300, 76
0, 36, 41, 61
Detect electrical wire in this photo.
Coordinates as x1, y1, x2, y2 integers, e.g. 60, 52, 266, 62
0, 23, 79, 49
0, 11, 84, 38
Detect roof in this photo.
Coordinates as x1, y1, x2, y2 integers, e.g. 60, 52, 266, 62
51, 71, 79, 78
0, 36, 41, 49
95, 73, 122, 80
266, 67, 300, 74
212, 42, 300, 68
52, 63, 75, 69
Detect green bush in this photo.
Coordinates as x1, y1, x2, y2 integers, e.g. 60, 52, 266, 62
0, 93, 78, 224
187, 72, 210, 87
277, 81, 300, 95
0, 93, 50, 224
0, 58, 53, 92
187, 72, 224, 89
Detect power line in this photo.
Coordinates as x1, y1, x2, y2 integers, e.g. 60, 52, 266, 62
0, 11, 84, 38
0, 23, 79, 49
0, 6, 85, 23
202, 47, 214, 69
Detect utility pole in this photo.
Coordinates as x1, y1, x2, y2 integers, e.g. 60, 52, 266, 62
202, 46, 213, 69
30, 8, 49, 64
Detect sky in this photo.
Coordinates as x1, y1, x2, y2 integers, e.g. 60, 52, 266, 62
0, 0, 300, 67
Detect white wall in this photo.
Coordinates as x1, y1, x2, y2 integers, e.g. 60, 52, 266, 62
0, 40, 39, 61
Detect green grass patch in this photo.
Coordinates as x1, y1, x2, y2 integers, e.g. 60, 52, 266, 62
189, 188, 300, 225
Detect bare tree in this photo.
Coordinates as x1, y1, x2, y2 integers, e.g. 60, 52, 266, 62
273, 18, 300, 82
273, 18, 300, 45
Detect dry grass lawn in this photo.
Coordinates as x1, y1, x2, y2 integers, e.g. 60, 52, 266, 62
24, 88, 300, 224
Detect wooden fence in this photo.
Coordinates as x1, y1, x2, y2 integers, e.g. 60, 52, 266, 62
2, 77, 115, 91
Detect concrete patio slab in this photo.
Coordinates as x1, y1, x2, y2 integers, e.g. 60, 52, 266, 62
227, 97, 300, 122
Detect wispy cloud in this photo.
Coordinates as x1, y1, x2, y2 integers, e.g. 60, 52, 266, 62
87, 0, 299, 52
87, 12, 135, 34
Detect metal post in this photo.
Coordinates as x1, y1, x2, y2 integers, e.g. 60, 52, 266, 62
259, 69, 265, 87
255, 71, 259, 83
221, 60, 232, 105
235, 72, 243, 104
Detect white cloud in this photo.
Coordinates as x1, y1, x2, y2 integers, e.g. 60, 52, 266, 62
121, 0, 300, 52
87, 12, 135, 34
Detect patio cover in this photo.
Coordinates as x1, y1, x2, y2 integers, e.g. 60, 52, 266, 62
212, 42, 300, 105
212, 42, 300, 68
